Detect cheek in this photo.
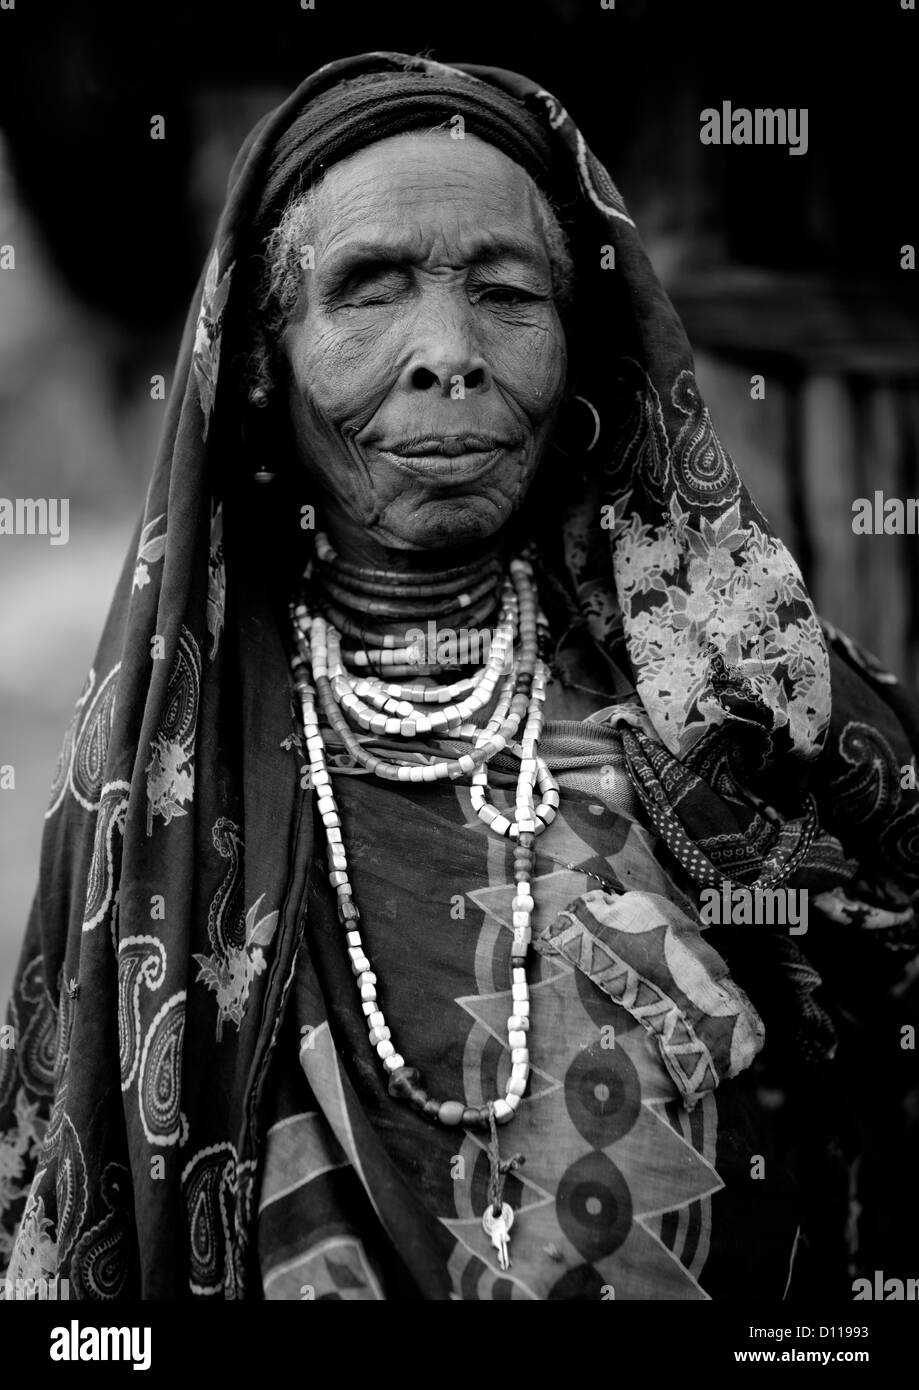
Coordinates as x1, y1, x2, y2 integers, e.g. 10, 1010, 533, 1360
286, 316, 400, 425
482, 317, 567, 418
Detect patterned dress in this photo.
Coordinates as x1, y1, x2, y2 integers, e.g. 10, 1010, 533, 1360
256, 714, 799, 1300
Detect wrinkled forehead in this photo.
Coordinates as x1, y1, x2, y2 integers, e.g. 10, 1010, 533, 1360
307, 132, 553, 262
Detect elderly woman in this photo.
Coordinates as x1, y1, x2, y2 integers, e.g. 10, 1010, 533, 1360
1, 52, 917, 1302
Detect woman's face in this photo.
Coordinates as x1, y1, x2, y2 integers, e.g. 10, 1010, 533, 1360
282, 132, 567, 553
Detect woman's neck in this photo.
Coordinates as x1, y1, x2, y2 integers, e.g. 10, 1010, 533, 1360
321, 507, 507, 578
313, 512, 508, 653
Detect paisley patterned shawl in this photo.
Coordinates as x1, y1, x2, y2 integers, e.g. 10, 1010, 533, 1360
1, 51, 917, 1299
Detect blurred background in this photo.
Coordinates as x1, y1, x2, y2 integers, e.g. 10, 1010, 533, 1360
0, 0, 917, 1266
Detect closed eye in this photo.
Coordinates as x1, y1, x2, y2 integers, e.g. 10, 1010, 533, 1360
476, 286, 547, 305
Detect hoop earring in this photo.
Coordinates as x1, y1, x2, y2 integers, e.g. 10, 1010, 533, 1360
550, 393, 602, 458
573, 395, 601, 453
247, 385, 276, 483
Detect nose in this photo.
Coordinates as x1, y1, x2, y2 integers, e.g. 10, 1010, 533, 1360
399, 296, 492, 397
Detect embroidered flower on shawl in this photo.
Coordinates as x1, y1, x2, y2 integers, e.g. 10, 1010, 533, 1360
145, 736, 194, 833
193, 894, 279, 1040
206, 500, 226, 660
613, 474, 831, 757
144, 628, 201, 835
3, 1175, 57, 1285
193, 248, 234, 440
0, 1089, 47, 1263
132, 513, 167, 594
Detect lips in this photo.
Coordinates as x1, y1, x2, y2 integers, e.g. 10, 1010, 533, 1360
388, 433, 510, 458
374, 433, 518, 484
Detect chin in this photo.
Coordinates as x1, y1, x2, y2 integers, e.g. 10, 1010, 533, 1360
379, 496, 511, 552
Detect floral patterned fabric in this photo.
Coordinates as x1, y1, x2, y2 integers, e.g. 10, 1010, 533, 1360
1, 51, 917, 1299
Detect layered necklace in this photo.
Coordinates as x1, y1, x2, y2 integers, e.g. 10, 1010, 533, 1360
288, 531, 560, 1273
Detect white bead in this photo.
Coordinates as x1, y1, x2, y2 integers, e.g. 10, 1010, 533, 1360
515, 881, 531, 898
512, 894, 534, 913
512, 911, 530, 929
517, 818, 537, 834
376, 1039, 394, 1060
458, 754, 475, 774
512, 928, 532, 951
506, 1077, 526, 1097
321, 812, 340, 829
493, 1099, 512, 1121
515, 1000, 530, 1017
317, 795, 335, 815
491, 815, 511, 835
360, 983, 377, 1001
349, 955, 370, 976
511, 982, 528, 1002
507, 1015, 529, 1031
368, 1025, 391, 1045
508, 1029, 527, 1048
512, 967, 527, 984
361, 1000, 377, 1017
511, 1048, 529, 1064
383, 1053, 405, 1073
368, 1010, 385, 1029
503, 1092, 521, 1113
346, 930, 362, 948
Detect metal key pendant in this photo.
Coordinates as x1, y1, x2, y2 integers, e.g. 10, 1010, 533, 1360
482, 1201, 515, 1271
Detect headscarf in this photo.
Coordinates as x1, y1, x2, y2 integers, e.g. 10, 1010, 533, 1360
1, 51, 916, 1300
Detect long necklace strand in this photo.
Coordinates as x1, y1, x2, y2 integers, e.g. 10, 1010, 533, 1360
289, 535, 557, 1271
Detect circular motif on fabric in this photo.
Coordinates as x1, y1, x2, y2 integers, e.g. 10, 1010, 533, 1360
828, 720, 902, 828
534, 88, 569, 130
82, 781, 130, 932
71, 1164, 133, 1299
160, 631, 201, 746
138, 991, 186, 1145
879, 803, 919, 878
46, 669, 95, 817
547, 1263, 609, 1300
16, 957, 57, 1095
71, 665, 120, 810
575, 131, 630, 220
118, 936, 167, 1090
564, 1046, 641, 1146
182, 1143, 238, 1295
556, 1151, 632, 1262
56, 1114, 90, 1265
671, 370, 740, 509
573, 971, 640, 1037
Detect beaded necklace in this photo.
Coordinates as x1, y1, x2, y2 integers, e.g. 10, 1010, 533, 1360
288, 533, 560, 1272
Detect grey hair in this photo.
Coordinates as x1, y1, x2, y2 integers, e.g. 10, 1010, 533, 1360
247, 136, 575, 402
